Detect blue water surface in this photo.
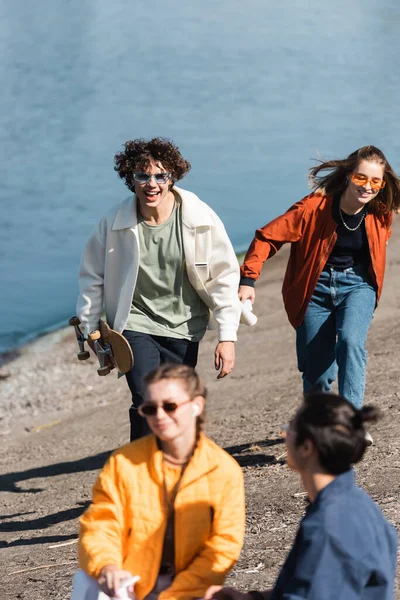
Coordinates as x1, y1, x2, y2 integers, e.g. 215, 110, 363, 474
1, 0, 399, 351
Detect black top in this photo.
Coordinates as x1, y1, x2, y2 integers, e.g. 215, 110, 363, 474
326, 196, 370, 270
159, 511, 175, 575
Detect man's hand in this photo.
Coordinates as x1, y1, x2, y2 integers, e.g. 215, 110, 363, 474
238, 285, 255, 304
215, 341, 235, 379
87, 336, 115, 371
98, 565, 136, 598
204, 586, 250, 600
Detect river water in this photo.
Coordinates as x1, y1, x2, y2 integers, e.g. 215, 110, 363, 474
1, 0, 399, 351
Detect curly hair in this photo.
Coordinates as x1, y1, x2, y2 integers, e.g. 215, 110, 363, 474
114, 137, 191, 192
309, 145, 400, 225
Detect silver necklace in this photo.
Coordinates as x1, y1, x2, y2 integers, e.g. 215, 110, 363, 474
339, 207, 365, 232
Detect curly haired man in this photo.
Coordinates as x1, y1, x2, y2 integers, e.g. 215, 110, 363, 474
77, 137, 249, 440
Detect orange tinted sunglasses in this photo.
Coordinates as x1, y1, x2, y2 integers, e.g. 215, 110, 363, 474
350, 173, 386, 190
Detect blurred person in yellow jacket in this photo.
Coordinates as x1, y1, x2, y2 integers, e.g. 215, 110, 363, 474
70, 364, 245, 600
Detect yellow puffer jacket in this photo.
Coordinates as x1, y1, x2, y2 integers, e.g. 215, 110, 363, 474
78, 434, 245, 600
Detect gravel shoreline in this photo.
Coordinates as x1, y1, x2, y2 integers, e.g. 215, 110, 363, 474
0, 324, 131, 436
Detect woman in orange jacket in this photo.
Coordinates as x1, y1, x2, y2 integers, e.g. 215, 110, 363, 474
239, 146, 400, 419
70, 364, 245, 600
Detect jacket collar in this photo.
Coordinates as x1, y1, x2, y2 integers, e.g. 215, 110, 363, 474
175, 186, 215, 228
111, 196, 137, 230
111, 186, 215, 231
148, 433, 219, 488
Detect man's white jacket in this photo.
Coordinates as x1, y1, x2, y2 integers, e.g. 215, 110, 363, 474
77, 187, 254, 342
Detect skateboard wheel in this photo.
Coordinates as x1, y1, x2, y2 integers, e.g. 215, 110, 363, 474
69, 316, 81, 326
77, 351, 90, 361
89, 330, 101, 341
98, 366, 111, 376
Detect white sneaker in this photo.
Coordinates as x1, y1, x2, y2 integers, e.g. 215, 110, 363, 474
365, 432, 374, 446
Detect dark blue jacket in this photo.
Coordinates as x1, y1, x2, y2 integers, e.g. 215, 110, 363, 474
270, 469, 397, 599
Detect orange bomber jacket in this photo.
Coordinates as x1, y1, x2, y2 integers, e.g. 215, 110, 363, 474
78, 434, 245, 600
240, 193, 392, 328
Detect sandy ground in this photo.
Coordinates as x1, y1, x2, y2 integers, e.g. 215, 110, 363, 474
1, 218, 399, 599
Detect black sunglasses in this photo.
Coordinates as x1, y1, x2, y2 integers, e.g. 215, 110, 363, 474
138, 398, 192, 417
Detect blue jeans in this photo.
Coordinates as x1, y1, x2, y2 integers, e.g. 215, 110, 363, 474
122, 330, 199, 441
296, 265, 376, 409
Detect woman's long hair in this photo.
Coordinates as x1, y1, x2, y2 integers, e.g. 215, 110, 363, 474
309, 146, 400, 224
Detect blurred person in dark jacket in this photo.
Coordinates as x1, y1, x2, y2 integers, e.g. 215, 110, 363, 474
205, 392, 397, 600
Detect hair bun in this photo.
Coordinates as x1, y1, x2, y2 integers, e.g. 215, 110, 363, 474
351, 413, 363, 429
358, 405, 380, 425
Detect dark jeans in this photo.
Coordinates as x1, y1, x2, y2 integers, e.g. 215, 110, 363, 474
123, 330, 199, 441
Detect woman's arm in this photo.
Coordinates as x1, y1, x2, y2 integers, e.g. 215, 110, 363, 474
240, 200, 308, 284
270, 528, 365, 600
78, 455, 127, 579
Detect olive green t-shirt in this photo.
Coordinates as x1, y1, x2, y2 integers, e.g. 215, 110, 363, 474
125, 201, 209, 341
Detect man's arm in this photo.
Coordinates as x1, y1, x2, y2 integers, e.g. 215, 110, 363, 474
270, 528, 364, 600
76, 219, 107, 337
204, 210, 241, 344
201, 210, 241, 378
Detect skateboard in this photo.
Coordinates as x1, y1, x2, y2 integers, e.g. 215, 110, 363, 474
69, 316, 134, 376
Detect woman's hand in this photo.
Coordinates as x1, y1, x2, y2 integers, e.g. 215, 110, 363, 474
98, 565, 136, 598
204, 585, 223, 600
238, 285, 255, 304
